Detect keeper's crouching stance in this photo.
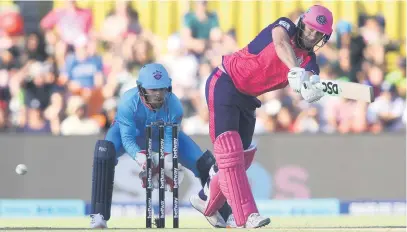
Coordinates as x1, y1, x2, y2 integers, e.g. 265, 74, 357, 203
89, 63, 234, 229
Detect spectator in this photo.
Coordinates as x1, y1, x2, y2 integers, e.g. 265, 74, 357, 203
275, 107, 295, 133
17, 98, 53, 134
61, 35, 104, 116
367, 82, 405, 132
325, 99, 369, 134
360, 17, 386, 68
385, 57, 406, 98
335, 20, 353, 49
100, 97, 117, 133
0, 3, 404, 136
123, 38, 155, 74
293, 105, 320, 133
288, 9, 303, 22
102, 55, 135, 100
198, 59, 212, 102
61, 36, 103, 92
331, 48, 351, 80
0, 70, 11, 131
366, 64, 385, 98
222, 29, 239, 55
181, 0, 221, 57
0, 46, 21, 72
43, 90, 64, 136
10, 62, 56, 112
60, 95, 100, 135
348, 101, 369, 133
40, 0, 93, 48
0, 105, 7, 132
23, 31, 48, 63
182, 104, 209, 135
204, 29, 224, 68
348, 31, 367, 82
255, 99, 281, 134
99, 0, 142, 44
159, 34, 199, 117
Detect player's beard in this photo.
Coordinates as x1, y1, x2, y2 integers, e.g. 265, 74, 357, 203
295, 25, 324, 52
150, 101, 164, 109
146, 96, 165, 109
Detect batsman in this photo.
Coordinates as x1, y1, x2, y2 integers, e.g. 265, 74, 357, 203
89, 63, 232, 228
190, 5, 334, 228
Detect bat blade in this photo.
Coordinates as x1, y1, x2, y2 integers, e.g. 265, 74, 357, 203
320, 80, 375, 103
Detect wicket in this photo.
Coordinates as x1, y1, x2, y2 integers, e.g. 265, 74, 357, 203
145, 122, 179, 229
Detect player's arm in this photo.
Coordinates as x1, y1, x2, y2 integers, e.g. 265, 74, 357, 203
300, 54, 325, 103
116, 98, 141, 159
271, 17, 308, 93
271, 18, 299, 69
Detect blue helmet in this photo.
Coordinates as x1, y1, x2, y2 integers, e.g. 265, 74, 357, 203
137, 63, 172, 90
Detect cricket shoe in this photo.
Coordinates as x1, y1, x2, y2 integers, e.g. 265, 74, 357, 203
244, 213, 271, 228
190, 189, 226, 228
90, 213, 107, 229
224, 212, 270, 228
225, 214, 237, 228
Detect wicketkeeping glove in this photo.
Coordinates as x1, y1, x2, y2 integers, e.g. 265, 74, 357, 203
135, 150, 185, 192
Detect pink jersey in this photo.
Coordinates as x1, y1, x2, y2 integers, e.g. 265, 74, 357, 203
40, 7, 93, 45
222, 17, 319, 97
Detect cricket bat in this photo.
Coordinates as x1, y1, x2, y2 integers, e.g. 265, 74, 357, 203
320, 80, 375, 103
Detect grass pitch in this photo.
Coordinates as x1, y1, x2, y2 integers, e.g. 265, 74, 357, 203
0, 215, 405, 232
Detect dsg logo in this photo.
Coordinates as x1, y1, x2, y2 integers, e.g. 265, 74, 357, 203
322, 81, 339, 95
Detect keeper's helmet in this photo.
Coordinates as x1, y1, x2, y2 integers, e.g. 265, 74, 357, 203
137, 63, 172, 110
296, 5, 333, 52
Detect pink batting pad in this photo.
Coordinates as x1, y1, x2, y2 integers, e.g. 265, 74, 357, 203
204, 131, 258, 227
204, 174, 224, 216
204, 143, 258, 217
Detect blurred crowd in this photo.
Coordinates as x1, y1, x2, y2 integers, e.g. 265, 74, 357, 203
0, 1, 405, 136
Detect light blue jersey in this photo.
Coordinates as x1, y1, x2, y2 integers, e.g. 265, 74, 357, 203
105, 87, 202, 176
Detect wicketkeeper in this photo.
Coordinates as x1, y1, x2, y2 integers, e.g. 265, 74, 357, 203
89, 63, 233, 228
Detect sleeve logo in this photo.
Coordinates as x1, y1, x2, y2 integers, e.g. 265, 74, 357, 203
278, 20, 291, 31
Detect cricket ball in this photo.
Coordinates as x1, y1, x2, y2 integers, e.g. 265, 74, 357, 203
15, 164, 27, 175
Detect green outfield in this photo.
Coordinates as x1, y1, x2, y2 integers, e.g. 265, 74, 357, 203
0, 215, 405, 232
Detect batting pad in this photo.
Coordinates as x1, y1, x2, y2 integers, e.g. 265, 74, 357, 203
204, 142, 258, 218
91, 140, 116, 221
213, 131, 258, 227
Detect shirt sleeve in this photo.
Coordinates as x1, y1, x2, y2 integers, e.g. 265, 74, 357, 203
84, 9, 93, 33
116, 97, 141, 159
62, 54, 75, 80
304, 53, 320, 75
271, 17, 297, 38
183, 12, 193, 28
40, 9, 59, 30
95, 56, 103, 72
209, 12, 220, 28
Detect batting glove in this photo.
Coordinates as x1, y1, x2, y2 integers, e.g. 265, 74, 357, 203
288, 67, 308, 93
300, 75, 325, 103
